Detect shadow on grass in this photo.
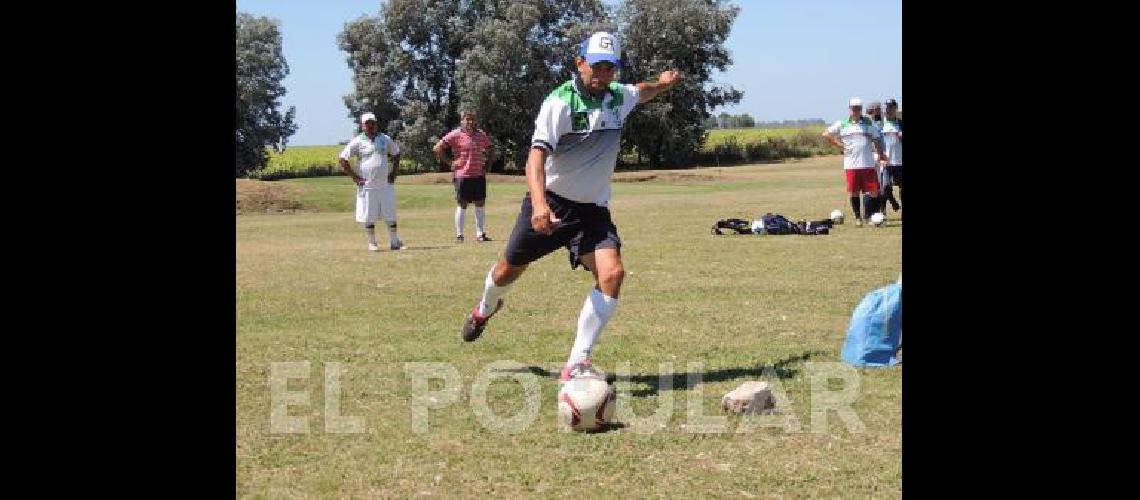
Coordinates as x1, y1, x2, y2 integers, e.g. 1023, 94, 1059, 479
590, 421, 627, 433
497, 350, 827, 398
383, 245, 453, 252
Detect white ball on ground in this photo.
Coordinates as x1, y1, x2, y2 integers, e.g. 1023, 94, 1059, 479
830, 209, 844, 224
870, 212, 885, 226
557, 375, 615, 432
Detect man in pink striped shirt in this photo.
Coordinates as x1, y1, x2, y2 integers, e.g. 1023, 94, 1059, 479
434, 110, 496, 242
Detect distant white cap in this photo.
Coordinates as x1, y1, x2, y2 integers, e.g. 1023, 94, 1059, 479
849, 97, 863, 107
360, 112, 377, 124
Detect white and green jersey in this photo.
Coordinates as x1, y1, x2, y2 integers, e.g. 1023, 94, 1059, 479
338, 133, 401, 189
826, 117, 882, 169
530, 78, 641, 206
880, 118, 902, 166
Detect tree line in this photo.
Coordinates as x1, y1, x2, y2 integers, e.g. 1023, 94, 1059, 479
236, 0, 744, 176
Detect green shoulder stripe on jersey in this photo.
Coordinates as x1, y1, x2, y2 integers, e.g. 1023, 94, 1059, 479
548, 80, 623, 112
606, 82, 624, 109
549, 81, 579, 106
841, 117, 873, 127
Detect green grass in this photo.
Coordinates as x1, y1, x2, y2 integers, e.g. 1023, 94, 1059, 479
267, 145, 345, 170
251, 127, 829, 180
237, 155, 902, 498
283, 177, 475, 213
250, 145, 421, 180
700, 126, 832, 161
705, 126, 826, 145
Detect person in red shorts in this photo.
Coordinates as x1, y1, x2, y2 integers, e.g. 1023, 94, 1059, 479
823, 97, 889, 226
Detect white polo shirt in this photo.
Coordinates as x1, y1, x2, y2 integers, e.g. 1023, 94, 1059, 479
530, 78, 641, 206
338, 133, 401, 189
826, 117, 882, 169
880, 118, 902, 166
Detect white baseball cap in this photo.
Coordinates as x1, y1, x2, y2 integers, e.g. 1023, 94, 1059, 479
360, 112, 377, 124
580, 31, 621, 68
849, 98, 863, 107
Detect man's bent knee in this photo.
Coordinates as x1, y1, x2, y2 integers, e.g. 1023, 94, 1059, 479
492, 260, 527, 286
597, 265, 624, 297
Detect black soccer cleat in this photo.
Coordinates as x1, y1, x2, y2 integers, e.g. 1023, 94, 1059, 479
460, 299, 503, 342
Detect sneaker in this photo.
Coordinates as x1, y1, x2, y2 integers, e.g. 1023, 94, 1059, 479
855, 219, 863, 227
559, 358, 594, 383
460, 298, 503, 342
456, 235, 464, 243
476, 234, 492, 242
390, 240, 406, 250
368, 242, 381, 252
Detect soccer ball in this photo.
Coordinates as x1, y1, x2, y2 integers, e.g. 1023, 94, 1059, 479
558, 374, 616, 432
830, 209, 844, 224
750, 220, 766, 235
870, 212, 885, 226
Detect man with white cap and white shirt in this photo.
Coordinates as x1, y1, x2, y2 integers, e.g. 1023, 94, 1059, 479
337, 112, 405, 251
457, 31, 682, 383
823, 98, 888, 226
879, 98, 903, 212
866, 100, 883, 128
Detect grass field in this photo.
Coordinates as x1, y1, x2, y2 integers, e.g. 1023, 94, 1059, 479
253, 145, 422, 181
251, 126, 831, 180
266, 145, 344, 170
704, 126, 826, 147
236, 155, 902, 498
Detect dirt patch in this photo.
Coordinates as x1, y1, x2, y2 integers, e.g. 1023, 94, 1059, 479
404, 168, 738, 185
405, 170, 727, 184
335, 156, 834, 188
613, 173, 658, 183
614, 171, 722, 183
236, 179, 311, 215
397, 172, 528, 185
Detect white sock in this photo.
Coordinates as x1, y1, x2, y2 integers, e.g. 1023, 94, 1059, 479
385, 221, 399, 245
567, 289, 618, 366
365, 225, 377, 245
474, 206, 486, 236
478, 267, 510, 317
455, 207, 466, 237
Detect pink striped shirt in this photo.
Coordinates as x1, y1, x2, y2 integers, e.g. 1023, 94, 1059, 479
442, 128, 493, 178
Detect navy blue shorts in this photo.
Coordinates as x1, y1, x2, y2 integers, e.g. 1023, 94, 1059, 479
886, 165, 902, 187
503, 190, 621, 270
454, 175, 487, 203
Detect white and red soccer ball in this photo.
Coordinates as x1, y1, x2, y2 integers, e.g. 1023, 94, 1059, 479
558, 373, 615, 432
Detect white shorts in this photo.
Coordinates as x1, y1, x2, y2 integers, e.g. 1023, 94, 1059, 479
355, 185, 397, 224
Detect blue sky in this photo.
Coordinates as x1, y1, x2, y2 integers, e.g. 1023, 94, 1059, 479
236, 0, 900, 146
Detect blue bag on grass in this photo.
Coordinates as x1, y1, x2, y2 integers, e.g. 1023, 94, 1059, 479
841, 283, 902, 367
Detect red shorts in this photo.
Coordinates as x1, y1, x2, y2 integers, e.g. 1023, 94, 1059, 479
845, 168, 880, 194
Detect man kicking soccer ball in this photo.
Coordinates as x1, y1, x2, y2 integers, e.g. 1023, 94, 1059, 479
458, 31, 682, 382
